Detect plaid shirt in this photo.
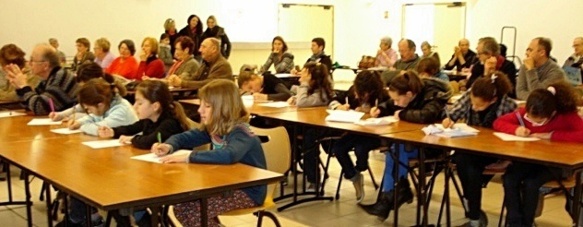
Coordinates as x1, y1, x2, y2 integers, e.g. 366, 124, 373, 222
448, 92, 517, 128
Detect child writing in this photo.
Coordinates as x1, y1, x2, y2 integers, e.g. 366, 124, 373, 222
360, 70, 451, 220
442, 72, 517, 227
287, 62, 334, 107
49, 62, 106, 121
493, 81, 583, 227
98, 80, 191, 148
238, 67, 293, 101
68, 74, 138, 135
94, 80, 191, 226
329, 70, 389, 202
151, 79, 267, 226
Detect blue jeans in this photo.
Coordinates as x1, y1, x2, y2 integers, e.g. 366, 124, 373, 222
382, 144, 418, 192
333, 134, 380, 179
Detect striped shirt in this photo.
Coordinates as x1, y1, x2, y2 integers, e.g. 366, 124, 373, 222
16, 67, 78, 115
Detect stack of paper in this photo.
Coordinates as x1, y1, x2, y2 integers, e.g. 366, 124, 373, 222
493, 132, 540, 141
27, 118, 62, 126
355, 116, 398, 126
131, 149, 192, 163
325, 110, 365, 123
422, 123, 479, 138
82, 139, 129, 149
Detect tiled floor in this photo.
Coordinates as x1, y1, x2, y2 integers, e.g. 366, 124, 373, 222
0, 149, 574, 226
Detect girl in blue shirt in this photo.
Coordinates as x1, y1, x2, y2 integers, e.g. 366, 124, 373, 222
152, 79, 267, 227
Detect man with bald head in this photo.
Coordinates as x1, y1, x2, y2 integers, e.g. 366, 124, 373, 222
445, 38, 477, 71
562, 37, 583, 85
168, 37, 233, 89
380, 39, 420, 85
5, 44, 77, 115
516, 37, 566, 100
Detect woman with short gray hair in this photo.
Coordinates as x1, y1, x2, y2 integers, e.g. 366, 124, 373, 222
375, 36, 398, 68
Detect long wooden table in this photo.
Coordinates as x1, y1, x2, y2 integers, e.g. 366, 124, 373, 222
180, 99, 315, 116
255, 107, 425, 211
0, 115, 283, 227
381, 126, 583, 226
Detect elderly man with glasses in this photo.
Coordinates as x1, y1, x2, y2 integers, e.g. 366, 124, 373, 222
5, 43, 78, 115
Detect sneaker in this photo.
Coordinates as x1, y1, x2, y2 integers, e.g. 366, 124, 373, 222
306, 183, 316, 192
456, 210, 488, 227
350, 173, 365, 203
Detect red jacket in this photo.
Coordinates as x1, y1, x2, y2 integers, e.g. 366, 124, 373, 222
136, 57, 165, 80
493, 107, 583, 143
106, 57, 138, 80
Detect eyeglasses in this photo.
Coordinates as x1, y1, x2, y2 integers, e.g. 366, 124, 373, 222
29, 58, 46, 64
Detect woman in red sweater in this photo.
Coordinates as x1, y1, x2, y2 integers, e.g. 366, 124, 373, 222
106, 40, 138, 80
137, 37, 165, 80
493, 81, 583, 227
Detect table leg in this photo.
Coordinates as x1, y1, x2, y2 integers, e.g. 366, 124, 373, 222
201, 198, 208, 227
85, 203, 93, 227
418, 147, 428, 226
22, 171, 33, 227
393, 143, 400, 226
573, 171, 582, 226
45, 184, 53, 227
151, 206, 161, 227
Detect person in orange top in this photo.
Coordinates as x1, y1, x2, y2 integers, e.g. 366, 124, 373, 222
106, 39, 138, 80
137, 37, 165, 80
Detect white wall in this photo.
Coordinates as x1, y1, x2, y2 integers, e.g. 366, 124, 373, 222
0, 0, 580, 75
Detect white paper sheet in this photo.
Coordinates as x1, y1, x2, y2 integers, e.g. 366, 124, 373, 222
82, 139, 129, 149
257, 102, 290, 108
422, 124, 478, 138
325, 110, 365, 123
355, 116, 398, 126
50, 128, 83, 134
27, 118, 62, 126
0, 111, 26, 118
131, 149, 192, 163
434, 123, 480, 133
493, 132, 540, 141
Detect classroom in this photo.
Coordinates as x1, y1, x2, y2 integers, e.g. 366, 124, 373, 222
0, 0, 583, 226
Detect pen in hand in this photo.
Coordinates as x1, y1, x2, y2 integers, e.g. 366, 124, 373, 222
48, 98, 55, 112
515, 112, 525, 127
157, 132, 162, 144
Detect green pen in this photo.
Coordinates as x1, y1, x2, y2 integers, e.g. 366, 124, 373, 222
157, 132, 162, 143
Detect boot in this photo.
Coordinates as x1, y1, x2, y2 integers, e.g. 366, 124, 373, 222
395, 178, 414, 209
359, 190, 393, 220
359, 178, 414, 221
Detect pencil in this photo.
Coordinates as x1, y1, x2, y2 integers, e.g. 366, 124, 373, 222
345, 97, 349, 105
375, 99, 379, 108
71, 107, 76, 124
516, 112, 525, 127
444, 106, 451, 119
157, 132, 162, 143
48, 98, 55, 112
